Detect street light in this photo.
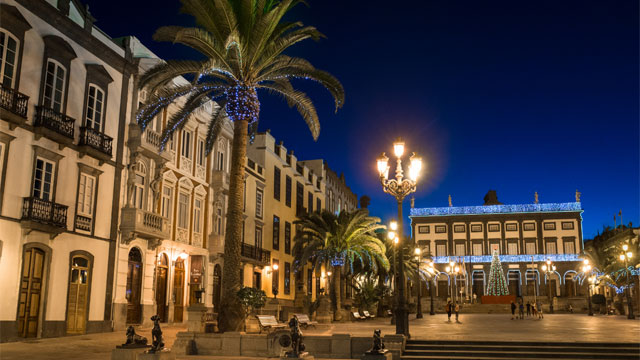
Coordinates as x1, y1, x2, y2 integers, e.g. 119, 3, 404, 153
582, 260, 593, 316
541, 259, 557, 314
620, 245, 635, 319
446, 263, 460, 305
377, 138, 422, 337
425, 260, 436, 315
414, 247, 423, 319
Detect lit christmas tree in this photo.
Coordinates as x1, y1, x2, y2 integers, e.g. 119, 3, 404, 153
486, 250, 509, 296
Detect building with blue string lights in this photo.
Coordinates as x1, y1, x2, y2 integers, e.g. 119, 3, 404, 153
410, 191, 588, 308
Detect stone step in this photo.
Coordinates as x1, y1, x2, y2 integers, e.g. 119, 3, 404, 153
401, 350, 638, 360
405, 344, 640, 353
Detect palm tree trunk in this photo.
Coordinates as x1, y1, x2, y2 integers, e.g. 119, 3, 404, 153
218, 118, 248, 332
333, 265, 343, 321
377, 273, 385, 317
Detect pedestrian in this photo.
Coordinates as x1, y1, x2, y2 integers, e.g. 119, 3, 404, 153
526, 302, 531, 317
510, 301, 516, 320
532, 302, 537, 318
446, 301, 452, 322
568, 304, 573, 313
519, 301, 524, 319
455, 303, 460, 322
537, 302, 544, 319
473, 293, 477, 304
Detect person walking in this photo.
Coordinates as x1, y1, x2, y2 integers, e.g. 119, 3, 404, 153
446, 301, 452, 322
532, 302, 537, 318
455, 303, 460, 323
526, 302, 531, 317
537, 301, 544, 319
511, 301, 516, 320
473, 293, 477, 304
519, 301, 525, 319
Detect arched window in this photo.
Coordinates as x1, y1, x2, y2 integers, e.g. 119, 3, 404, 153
0, 29, 19, 88
42, 59, 66, 113
85, 84, 104, 130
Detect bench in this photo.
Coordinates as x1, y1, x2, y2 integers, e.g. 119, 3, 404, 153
294, 313, 318, 328
386, 309, 393, 317
204, 312, 218, 333
352, 312, 366, 321
362, 310, 376, 319
256, 315, 286, 333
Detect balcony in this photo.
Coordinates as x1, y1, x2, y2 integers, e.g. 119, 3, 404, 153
211, 170, 230, 192
139, 126, 172, 162
34, 105, 75, 147
120, 207, 170, 248
241, 243, 271, 265
21, 197, 68, 238
0, 84, 29, 129
78, 126, 113, 163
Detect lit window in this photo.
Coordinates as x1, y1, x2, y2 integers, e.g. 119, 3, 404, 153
563, 241, 575, 254
193, 198, 202, 233
177, 192, 190, 229
455, 243, 465, 256
545, 241, 556, 255
508, 242, 518, 255
473, 243, 483, 256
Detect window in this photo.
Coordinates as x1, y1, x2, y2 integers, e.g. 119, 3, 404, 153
161, 185, 173, 219
308, 192, 313, 213
272, 216, 280, 250
564, 241, 575, 254
255, 226, 262, 248
525, 241, 536, 255
284, 262, 291, 295
418, 225, 430, 234
193, 198, 202, 233
285, 176, 292, 207
561, 222, 574, 230
43, 59, 66, 112
77, 173, 95, 216
168, 132, 176, 152
490, 243, 500, 254
255, 188, 263, 219
216, 148, 224, 171
545, 241, 557, 254
471, 224, 482, 232
133, 162, 146, 209
197, 139, 205, 166
274, 166, 281, 200
455, 243, 465, 256
181, 130, 192, 159
436, 244, 447, 257
177, 192, 190, 228
216, 207, 223, 235
488, 224, 500, 232
33, 158, 55, 201
507, 242, 518, 255
523, 223, 535, 231
284, 222, 291, 254
506, 223, 518, 232
85, 84, 104, 130
307, 269, 313, 295
316, 198, 321, 212
543, 222, 556, 230
435, 225, 446, 233
272, 259, 279, 294
0, 30, 18, 88
473, 243, 483, 256
454, 225, 465, 233
296, 182, 304, 212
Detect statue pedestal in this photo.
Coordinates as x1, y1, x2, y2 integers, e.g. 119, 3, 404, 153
111, 348, 148, 360
361, 351, 392, 360
137, 350, 175, 360
186, 304, 207, 333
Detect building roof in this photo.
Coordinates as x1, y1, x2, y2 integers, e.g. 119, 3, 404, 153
410, 202, 582, 217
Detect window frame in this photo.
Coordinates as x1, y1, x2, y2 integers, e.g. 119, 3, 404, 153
488, 223, 500, 232
561, 221, 575, 230
32, 157, 56, 201
272, 215, 280, 250
193, 196, 203, 234
42, 58, 67, 113
418, 225, 430, 234
285, 175, 292, 207
161, 183, 174, 220
523, 222, 536, 231
454, 224, 465, 233
181, 130, 192, 160
284, 221, 291, 255
0, 29, 19, 88
543, 222, 556, 231
177, 191, 190, 229
435, 225, 447, 234
255, 187, 263, 219
273, 166, 281, 201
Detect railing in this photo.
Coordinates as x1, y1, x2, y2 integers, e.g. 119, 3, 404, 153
241, 243, 271, 264
79, 126, 113, 156
22, 197, 68, 229
143, 127, 161, 148
75, 214, 92, 231
120, 207, 169, 241
34, 105, 75, 139
142, 211, 164, 232
0, 84, 28, 118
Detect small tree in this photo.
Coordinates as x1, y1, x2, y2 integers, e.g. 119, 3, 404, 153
486, 251, 509, 296
352, 277, 382, 312
237, 287, 267, 317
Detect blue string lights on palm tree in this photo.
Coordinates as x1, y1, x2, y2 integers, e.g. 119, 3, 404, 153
486, 250, 510, 296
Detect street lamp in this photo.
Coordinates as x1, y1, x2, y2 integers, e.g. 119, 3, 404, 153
414, 247, 423, 319
620, 244, 635, 319
376, 138, 422, 337
541, 259, 557, 314
446, 263, 460, 305
582, 259, 593, 316
425, 260, 436, 315
267, 263, 280, 320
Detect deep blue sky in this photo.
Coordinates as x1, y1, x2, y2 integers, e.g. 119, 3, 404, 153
85, 0, 639, 239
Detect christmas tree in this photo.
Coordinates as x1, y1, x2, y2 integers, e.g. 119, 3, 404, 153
486, 250, 509, 296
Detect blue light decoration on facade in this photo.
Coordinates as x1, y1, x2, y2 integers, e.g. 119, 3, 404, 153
410, 202, 582, 217
431, 253, 582, 264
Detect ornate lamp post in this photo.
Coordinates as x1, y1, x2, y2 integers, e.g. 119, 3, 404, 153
582, 259, 593, 316
388, 225, 399, 325
541, 259, 556, 314
414, 247, 423, 319
446, 262, 460, 305
426, 260, 436, 315
376, 138, 422, 337
620, 244, 635, 319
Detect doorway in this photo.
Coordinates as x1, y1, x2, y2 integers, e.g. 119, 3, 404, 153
18, 247, 46, 338
508, 271, 521, 297
156, 254, 169, 322
126, 248, 143, 324
66, 255, 90, 334
437, 279, 449, 299
472, 271, 485, 298
173, 259, 185, 323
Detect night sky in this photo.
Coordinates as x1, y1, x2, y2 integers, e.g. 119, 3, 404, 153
84, 0, 638, 239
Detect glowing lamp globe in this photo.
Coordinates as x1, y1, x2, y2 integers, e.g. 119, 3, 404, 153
393, 237, 399, 245
390, 221, 398, 231
393, 138, 405, 158
542, 265, 547, 272
414, 248, 421, 255
623, 244, 629, 251
627, 252, 633, 259
272, 263, 279, 271
376, 152, 389, 177
620, 254, 626, 261
387, 231, 396, 240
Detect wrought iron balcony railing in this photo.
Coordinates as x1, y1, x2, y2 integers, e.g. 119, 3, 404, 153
34, 105, 75, 140
0, 84, 28, 118
79, 126, 113, 156
241, 243, 271, 264
22, 197, 68, 229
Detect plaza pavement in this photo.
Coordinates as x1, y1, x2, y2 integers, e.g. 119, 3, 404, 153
0, 314, 638, 360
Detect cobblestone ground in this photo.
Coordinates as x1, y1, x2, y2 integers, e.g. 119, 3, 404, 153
0, 314, 638, 360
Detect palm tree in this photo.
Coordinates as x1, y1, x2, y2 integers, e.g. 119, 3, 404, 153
136, 0, 344, 331
293, 210, 388, 320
